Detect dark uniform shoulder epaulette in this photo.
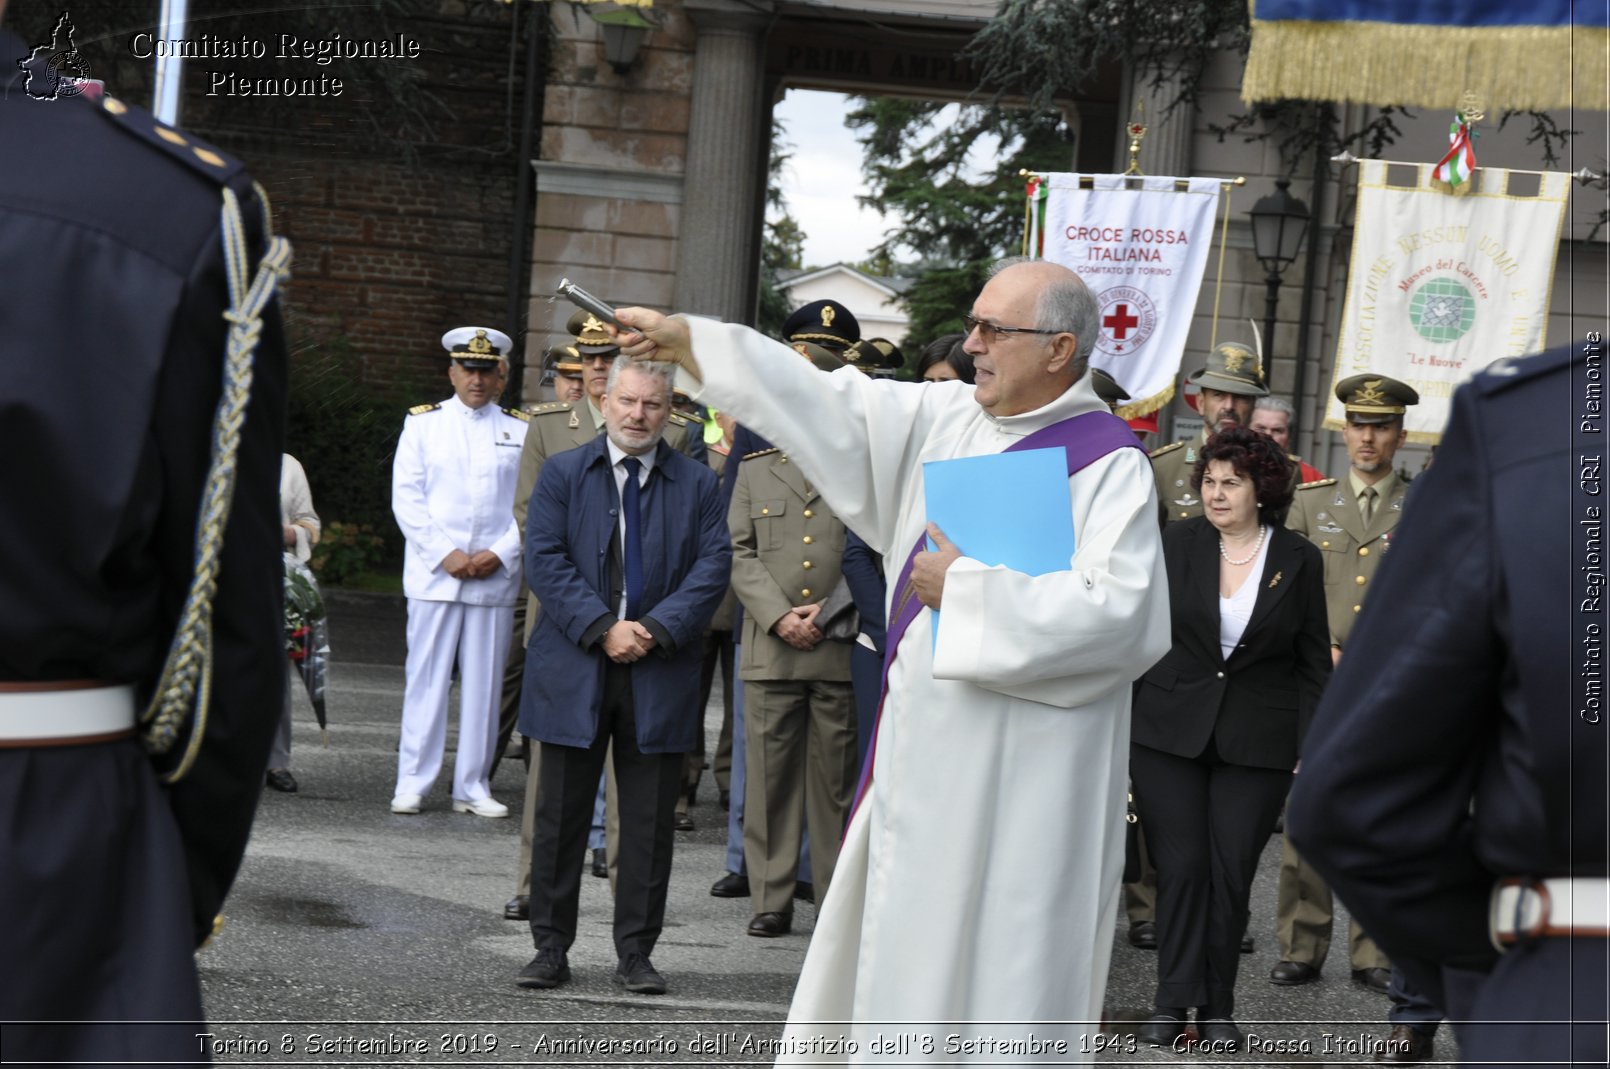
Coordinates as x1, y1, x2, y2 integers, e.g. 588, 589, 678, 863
502, 406, 531, 422
743, 447, 780, 461
668, 411, 697, 428
408, 403, 440, 416
528, 401, 573, 417
1475, 346, 1578, 395
97, 95, 245, 185
1297, 477, 1337, 490
1149, 441, 1185, 459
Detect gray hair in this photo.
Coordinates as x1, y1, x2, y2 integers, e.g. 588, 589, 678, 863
1254, 395, 1295, 419
606, 355, 674, 399
988, 256, 1100, 379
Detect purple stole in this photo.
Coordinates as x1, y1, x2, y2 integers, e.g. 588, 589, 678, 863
848, 409, 1146, 823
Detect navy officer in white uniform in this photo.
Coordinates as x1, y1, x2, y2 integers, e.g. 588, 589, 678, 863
391, 327, 529, 817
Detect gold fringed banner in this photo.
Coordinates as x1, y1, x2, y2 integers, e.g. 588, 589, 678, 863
1242, 20, 1607, 112
1114, 383, 1175, 423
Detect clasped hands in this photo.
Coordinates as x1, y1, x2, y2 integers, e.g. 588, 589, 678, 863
442, 549, 502, 581
772, 602, 824, 651
603, 619, 658, 663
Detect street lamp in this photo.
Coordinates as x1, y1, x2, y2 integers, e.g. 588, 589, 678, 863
1247, 177, 1310, 367
583, 2, 655, 74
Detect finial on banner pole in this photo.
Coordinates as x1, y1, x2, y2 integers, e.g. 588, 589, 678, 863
1123, 100, 1148, 177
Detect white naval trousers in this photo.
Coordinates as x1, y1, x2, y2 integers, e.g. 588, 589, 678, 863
395, 599, 514, 803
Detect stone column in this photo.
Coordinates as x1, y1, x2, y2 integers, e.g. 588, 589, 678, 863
672, 0, 773, 323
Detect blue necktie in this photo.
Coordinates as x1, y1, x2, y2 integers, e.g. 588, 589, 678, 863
622, 457, 643, 620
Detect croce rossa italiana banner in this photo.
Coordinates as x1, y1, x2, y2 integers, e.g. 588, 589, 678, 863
1040, 174, 1222, 418
1330, 159, 1570, 442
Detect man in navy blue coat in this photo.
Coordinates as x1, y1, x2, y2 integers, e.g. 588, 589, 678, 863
1287, 342, 1608, 1067
516, 358, 731, 995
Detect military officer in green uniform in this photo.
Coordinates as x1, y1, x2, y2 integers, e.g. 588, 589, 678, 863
501, 311, 703, 921
1270, 373, 1420, 993
1149, 342, 1270, 524
727, 346, 857, 937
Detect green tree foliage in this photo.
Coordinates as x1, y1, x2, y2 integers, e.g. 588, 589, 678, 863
847, 96, 1073, 352
967, 0, 1247, 119
757, 119, 808, 337
286, 334, 412, 571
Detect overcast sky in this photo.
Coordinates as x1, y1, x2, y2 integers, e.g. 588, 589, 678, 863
771, 89, 893, 269
771, 88, 1003, 272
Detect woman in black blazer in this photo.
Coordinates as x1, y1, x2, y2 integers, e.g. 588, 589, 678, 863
1131, 426, 1331, 1051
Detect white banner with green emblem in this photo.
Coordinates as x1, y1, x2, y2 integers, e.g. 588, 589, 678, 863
1039, 174, 1222, 420
1329, 159, 1570, 442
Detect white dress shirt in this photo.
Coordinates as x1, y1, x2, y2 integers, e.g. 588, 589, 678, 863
1218, 525, 1272, 660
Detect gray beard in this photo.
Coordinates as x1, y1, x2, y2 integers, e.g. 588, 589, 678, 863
607, 426, 663, 454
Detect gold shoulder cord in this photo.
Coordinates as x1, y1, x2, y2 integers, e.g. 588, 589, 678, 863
140, 183, 293, 784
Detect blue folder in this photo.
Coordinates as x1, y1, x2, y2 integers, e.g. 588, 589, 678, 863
923, 447, 1076, 644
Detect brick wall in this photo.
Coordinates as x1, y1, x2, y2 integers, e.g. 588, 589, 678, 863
169, 1, 539, 400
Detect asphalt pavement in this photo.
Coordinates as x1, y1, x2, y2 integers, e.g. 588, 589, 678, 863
194, 591, 1454, 1066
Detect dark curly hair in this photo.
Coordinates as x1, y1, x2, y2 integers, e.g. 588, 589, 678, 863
1191, 425, 1295, 525
914, 333, 976, 383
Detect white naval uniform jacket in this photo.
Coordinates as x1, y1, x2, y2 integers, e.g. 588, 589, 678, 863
392, 394, 527, 605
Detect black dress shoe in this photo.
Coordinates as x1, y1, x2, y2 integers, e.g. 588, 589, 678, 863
613, 952, 666, 994
1128, 920, 1158, 949
503, 895, 528, 921
1196, 1019, 1244, 1052
591, 847, 607, 878
1240, 934, 1255, 954
1138, 1014, 1185, 1047
265, 768, 298, 793
516, 948, 570, 989
1269, 960, 1320, 985
794, 881, 814, 903
747, 911, 792, 937
710, 871, 750, 897
1353, 966, 1393, 994
718, 788, 730, 810
674, 812, 695, 832
1375, 1024, 1434, 1063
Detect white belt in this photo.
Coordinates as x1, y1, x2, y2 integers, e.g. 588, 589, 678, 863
1491, 877, 1610, 949
0, 683, 137, 744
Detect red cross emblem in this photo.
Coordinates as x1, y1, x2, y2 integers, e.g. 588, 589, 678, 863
1094, 286, 1157, 357
1103, 304, 1139, 339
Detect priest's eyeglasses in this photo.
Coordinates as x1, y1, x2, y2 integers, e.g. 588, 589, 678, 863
961, 315, 1061, 345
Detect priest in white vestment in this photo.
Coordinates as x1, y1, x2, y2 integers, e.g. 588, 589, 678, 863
616, 259, 1170, 1064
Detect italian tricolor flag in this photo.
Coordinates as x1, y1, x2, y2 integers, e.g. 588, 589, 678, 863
1432, 113, 1477, 193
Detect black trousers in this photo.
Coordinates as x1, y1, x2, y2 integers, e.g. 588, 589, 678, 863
528, 661, 683, 958
1451, 936, 1608, 1066
1130, 740, 1291, 1015
0, 739, 202, 1064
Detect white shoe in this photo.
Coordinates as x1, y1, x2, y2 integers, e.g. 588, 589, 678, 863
390, 793, 423, 814
453, 796, 509, 818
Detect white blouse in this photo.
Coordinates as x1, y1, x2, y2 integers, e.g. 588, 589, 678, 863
1218, 526, 1271, 660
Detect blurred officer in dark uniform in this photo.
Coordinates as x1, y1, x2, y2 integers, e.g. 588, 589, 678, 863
0, 12, 289, 1065
1288, 343, 1608, 1068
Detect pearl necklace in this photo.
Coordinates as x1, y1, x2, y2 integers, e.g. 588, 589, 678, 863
1219, 524, 1266, 566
